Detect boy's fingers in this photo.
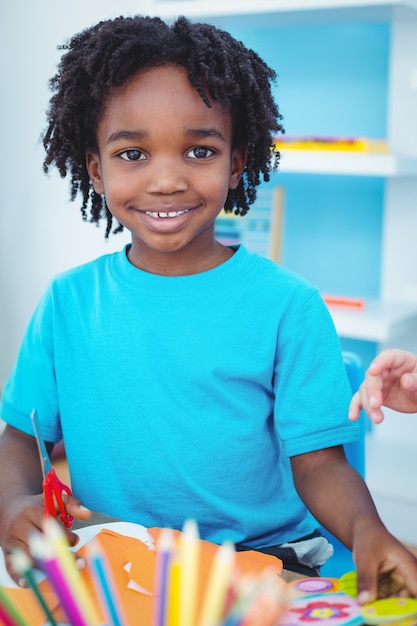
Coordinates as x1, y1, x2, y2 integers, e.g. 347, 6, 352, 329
62, 496, 92, 519
355, 556, 378, 605
65, 529, 81, 547
348, 392, 362, 420
402, 373, 417, 392
4, 549, 33, 587
367, 405, 385, 424
357, 589, 373, 605
349, 378, 387, 423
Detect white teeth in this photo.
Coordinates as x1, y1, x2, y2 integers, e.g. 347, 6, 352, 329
146, 209, 189, 218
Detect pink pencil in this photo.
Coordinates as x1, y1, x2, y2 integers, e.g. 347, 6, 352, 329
0, 602, 16, 626
29, 531, 91, 626
0, 584, 29, 626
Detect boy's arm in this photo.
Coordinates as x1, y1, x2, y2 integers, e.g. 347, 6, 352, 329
0, 425, 90, 584
291, 445, 417, 602
0, 425, 47, 582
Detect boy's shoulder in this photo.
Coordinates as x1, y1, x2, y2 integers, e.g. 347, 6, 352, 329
243, 247, 317, 293
50, 247, 123, 287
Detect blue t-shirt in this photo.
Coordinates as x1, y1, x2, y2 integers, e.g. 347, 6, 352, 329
1, 245, 357, 547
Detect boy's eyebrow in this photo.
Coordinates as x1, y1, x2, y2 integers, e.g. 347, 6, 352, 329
185, 127, 226, 142
105, 127, 226, 145
106, 130, 146, 145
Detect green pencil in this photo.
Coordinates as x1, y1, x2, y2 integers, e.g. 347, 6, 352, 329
9, 548, 58, 626
0, 582, 30, 626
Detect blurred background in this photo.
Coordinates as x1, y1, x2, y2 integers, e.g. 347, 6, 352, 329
1, 0, 417, 544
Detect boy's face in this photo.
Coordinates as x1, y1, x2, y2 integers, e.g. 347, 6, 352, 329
87, 64, 246, 274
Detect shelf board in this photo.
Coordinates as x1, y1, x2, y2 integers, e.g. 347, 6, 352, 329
152, 0, 417, 26
278, 150, 417, 176
328, 299, 417, 341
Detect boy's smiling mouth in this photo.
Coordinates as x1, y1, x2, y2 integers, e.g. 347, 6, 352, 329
145, 209, 190, 218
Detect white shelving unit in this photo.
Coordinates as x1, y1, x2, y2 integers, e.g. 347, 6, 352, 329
279, 150, 417, 177
151, 0, 417, 348
328, 299, 417, 342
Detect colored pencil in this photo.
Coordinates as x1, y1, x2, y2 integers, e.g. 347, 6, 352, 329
197, 542, 235, 626
0, 584, 30, 626
0, 600, 16, 626
44, 516, 102, 624
166, 547, 181, 626
153, 527, 174, 626
86, 536, 127, 626
239, 571, 290, 626
28, 531, 91, 626
220, 575, 257, 626
179, 519, 200, 626
9, 548, 58, 626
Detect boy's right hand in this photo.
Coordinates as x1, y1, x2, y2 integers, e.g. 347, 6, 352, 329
1, 492, 91, 586
0, 425, 92, 585
349, 349, 417, 423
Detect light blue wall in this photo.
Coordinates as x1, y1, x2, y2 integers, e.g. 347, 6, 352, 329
229, 23, 390, 138
264, 173, 384, 298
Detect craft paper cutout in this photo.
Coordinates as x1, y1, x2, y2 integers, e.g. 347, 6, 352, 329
289, 577, 340, 596
280, 592, 363, 626
126, 543, 155, 594
339, 571, 358, 598
361, 597, 417, 624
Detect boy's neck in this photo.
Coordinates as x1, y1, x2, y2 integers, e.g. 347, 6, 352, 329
126, 241, 235, 276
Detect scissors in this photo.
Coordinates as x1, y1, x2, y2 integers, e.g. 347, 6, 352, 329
30, 409, 73, 528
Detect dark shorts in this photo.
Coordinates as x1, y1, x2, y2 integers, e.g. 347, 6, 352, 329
235, 529, 323, 577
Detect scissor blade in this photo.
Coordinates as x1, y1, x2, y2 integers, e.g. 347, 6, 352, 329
30, 409, 53, 478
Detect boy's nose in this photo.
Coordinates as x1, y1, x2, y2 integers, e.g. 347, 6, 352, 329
145, 157, 188, 194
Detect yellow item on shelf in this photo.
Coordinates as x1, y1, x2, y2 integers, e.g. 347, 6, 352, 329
273, 137, 389, 153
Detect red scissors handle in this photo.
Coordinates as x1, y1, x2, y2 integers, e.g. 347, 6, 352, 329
43, 468, 74, 528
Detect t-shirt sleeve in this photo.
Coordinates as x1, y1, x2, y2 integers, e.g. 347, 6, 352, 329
1, 282, 62, 443
273, 289, 358, 457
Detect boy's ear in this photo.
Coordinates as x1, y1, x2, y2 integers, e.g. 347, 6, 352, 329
229, 146, 248, 190
86, 152, 105, 195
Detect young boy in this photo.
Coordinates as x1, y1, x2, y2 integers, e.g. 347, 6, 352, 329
1, 15, 417, 602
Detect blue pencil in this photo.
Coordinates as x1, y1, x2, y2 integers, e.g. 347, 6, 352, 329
86, 536, 127, 626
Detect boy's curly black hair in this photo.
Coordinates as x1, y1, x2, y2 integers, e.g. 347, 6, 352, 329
42, 15, 284, 237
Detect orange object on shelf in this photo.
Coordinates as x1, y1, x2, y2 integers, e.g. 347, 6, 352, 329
322, 295, 365, 309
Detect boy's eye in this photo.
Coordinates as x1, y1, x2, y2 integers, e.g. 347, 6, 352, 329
187, 146, 213, 159
119, 149, 145, 161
